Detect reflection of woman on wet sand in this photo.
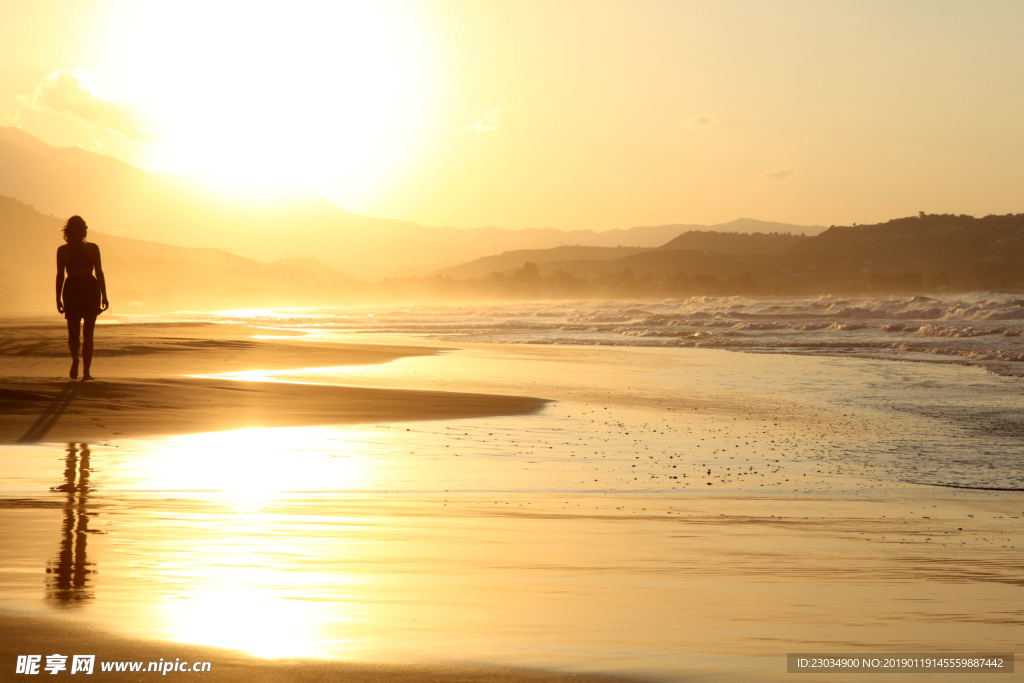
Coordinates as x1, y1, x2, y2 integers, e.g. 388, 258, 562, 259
46, 442, 95, 606
56, 216, 109, 380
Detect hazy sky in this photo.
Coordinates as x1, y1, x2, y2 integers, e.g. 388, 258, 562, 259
1, 0, 1022, 230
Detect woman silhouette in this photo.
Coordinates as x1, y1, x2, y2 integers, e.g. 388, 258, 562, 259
56, 216, 109, 380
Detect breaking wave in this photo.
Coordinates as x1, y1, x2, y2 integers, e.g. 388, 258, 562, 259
154, 292, 1024, 377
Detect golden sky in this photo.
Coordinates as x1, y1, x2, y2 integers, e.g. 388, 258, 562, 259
1, 0, 1022, 230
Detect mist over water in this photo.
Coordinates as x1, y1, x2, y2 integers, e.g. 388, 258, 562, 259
147, 292, 1024, 377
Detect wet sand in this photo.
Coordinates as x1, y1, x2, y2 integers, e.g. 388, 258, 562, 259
1, 319, 1022, 681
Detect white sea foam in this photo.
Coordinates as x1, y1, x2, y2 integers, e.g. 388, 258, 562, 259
143, 292, 1024, 377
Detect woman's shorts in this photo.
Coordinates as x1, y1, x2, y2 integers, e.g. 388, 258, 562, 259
62, 275, 102, 320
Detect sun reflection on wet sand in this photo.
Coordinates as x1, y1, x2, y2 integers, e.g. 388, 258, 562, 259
117, 428, 374, 503
158, 580, 345, 659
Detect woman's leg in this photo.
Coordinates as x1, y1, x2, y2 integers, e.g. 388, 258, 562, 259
67, 318, 81, 379
82, 316, 96, 380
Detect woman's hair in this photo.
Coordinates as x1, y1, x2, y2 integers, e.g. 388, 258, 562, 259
63, 215, 88, 243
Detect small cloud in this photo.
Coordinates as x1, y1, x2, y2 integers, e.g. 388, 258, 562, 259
685, 113, 718, 128
29, 71, 152, 142
0, 107, 21, 127
753, 166, 801, 184
462, 107, 502, 133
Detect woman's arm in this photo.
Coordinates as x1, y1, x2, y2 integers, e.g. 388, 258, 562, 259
92, 244, 109, 310
55, 247, 66, 313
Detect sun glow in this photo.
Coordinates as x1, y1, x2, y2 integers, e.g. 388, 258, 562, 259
88, 0, 442, 206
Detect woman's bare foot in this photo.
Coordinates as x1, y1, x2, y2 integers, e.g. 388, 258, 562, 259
82, 373, 94, 381
70, 359, 79, 380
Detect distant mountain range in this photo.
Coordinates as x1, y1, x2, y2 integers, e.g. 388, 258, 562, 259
4, 125, 1020, 310
438, 214, 1024, 295
0, 126, 820, 279
5, 187, 1023, 313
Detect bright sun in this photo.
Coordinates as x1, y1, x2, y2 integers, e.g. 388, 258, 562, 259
90, 0, 441, 205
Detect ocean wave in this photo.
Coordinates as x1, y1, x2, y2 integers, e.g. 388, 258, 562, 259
142, 293, 1024, 377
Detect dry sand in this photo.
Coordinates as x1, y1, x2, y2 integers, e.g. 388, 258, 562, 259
0, 378, 546, 444
1, 321, 546, 443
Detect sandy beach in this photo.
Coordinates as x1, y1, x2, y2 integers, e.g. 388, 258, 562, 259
5, 2, 1024, 679
1, 318, 1022, 681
